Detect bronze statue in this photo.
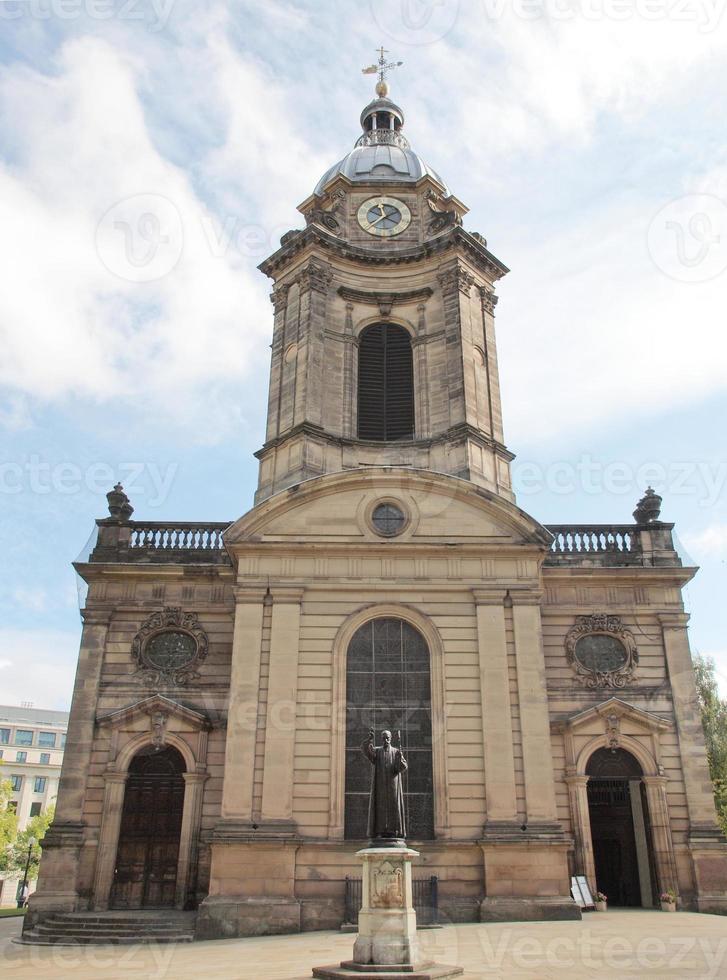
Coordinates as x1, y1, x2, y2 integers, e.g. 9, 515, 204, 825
362, 729, 407, 844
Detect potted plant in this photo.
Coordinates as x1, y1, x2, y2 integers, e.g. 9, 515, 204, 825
595, 892, 607, 912
660, 889, 677, 912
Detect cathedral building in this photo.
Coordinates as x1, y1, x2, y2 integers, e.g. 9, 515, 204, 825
25, 67, 727, 942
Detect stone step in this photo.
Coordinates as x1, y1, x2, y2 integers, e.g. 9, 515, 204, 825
39, 918, 189, 930
20, 931, 194, 946
35, 924, 189, 937
21, 910, 196, 945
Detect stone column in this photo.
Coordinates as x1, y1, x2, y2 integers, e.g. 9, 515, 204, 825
565, 774, 596, 888
659, 613, 721, 831
510, 593, 559, 827
220, 586, 267, 824
175, 772, 208, 909
260, 588, 304, 831
92, 772, 128, 910
28, 609, 111, 922
643, 775, 678, 898
630, 779, 654, 908
473, 590, 517, 826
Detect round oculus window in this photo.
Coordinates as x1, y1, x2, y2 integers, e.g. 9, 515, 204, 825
573, 634, 628, 674
371, 502, 407, 537
145, 630, 197, 671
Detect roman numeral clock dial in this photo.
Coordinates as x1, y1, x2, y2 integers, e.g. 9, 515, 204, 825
357, 196, 412, 238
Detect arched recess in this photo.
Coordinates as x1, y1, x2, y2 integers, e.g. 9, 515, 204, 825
329, 603, 449, 841
576, 733, 659, 779
93, 698, 209, 912
560, 700, 678, 908
110, 745, 186, 909
357, 323, 415, 441
584, 745, 656, 907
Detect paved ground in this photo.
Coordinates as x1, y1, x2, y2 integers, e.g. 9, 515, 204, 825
2, 910, 726, 979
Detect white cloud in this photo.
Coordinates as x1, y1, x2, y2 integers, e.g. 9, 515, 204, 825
0, 35, 271, 433
1, 7, 727, 451
0, 629, 78, 710
683, 524, 727, 557
498, 180, 727, 445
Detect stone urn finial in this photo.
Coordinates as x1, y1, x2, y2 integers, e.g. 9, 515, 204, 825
106, 483, 134, 522
633, 486, 662, 524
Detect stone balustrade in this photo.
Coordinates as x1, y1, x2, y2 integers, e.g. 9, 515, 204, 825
545, 522, 679, 567
90, 521, 232, 565
87, 519, 679, 569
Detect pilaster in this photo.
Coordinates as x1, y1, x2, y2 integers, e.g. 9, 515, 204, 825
659, 612, 722, 832
220, 586, 268, 823
260, 587, 305, 831
92, 772, 128, 910
176, 772, 209, 908
565, 774, 596, 888
642, 775, 678, 899
473, 590, 517, 826
510, 593, 560, 828
54, 608, 112, 825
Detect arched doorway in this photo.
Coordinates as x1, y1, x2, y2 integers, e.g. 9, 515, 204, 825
586, 748, 655, 907
111, 745, 186, 909
344, 617, 434, 840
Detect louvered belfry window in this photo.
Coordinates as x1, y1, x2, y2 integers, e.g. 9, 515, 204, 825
357, 324, 414, 441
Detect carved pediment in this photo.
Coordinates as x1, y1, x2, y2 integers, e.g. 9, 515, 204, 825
555, 698, 672, 735
225, 469, 550, 549
97, 694, 210, 734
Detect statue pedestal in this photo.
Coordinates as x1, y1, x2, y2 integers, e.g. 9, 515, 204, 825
312, 846, 463, 980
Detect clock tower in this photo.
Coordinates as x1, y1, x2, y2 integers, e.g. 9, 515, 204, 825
255, 72, 514, 505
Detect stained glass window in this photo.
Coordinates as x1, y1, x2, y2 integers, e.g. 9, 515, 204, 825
345, 618, 434, 841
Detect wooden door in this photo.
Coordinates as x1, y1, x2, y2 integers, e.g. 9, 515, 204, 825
111, 746, 185, 909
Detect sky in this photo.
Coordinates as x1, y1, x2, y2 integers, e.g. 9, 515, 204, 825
0, 0, 726, 709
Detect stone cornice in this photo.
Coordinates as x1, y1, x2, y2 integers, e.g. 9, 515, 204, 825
255, 419, 515, 462
258, 224, 509, 282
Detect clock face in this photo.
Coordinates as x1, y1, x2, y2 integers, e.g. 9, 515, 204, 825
357, 196, 412, 237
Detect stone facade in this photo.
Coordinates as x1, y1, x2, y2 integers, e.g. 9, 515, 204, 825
26, 83, 727, 941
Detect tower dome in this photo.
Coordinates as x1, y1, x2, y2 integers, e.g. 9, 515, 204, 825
313, 93, 448, 197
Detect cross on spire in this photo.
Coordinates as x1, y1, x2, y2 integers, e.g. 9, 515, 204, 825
362, 46, 403, 98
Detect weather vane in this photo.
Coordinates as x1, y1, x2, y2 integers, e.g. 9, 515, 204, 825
362, 46, 403, 98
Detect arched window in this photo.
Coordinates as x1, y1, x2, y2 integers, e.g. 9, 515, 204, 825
357, 324, 414, 441
344, 618, 434, 840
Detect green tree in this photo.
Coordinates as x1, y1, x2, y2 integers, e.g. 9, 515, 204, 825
694, 655, 727, 835
0, 773, 19, 872
7, 804, 55, 881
